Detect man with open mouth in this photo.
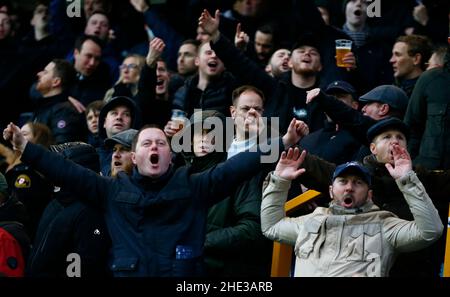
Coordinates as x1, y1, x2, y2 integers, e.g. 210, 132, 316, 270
3, 115, 304, 277
280, 117, 450, 277
261, 144, 443, 277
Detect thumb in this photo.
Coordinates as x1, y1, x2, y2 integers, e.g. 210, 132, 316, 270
215, 9, 220, 19
9, 122, 20, 133
385, 163, 394, 175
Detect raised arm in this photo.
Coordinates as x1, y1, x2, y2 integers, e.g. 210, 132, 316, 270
136, 38, 164, 114
383, 144, 443, 252
261, 148, 307, 245
130, 0, 184, 70
307, 88, 376, 145
3, 123, 109, 209
195, 119, 306, 205
198, 9, 277, 96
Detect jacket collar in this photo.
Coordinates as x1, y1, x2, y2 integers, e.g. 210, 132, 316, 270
329, 200, 378, 215
131, 165, 175, 191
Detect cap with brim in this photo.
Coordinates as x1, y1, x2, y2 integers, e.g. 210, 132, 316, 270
291, 33, 320, 52
366, 117, 410, 143
104, 129, 138, 149
98, 96, 138, 139
333, 161, 371, 186
359, 85, 408, 112
189, 110, 226, 127
325, 80, 356, 96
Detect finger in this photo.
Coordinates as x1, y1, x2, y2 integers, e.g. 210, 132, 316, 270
286, 147, 294, 159
236, 23, 241, 35
280, 150, 287, 160
214, 9, 220, 20
288, 118, 296, 131
10, 122, 20, 134
293, 168, 306, 178
344, 52, 354, 58
292, 147, 300, 160
385, 163, 394, 175
297, 150, 307, 165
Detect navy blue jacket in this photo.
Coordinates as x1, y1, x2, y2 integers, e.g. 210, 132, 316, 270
21, 141, 281, 276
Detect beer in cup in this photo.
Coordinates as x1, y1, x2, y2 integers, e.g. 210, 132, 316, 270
335, 39, 352, 68
170, 109, 188, 132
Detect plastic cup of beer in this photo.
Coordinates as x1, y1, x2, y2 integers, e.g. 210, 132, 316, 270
170, 109, 188, 132
335, 39, 352, 68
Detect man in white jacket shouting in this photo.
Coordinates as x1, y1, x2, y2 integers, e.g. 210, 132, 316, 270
261, 145, 443, 277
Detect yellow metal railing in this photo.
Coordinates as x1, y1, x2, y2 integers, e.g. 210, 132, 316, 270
443, 204, 450, 277
270, 189, 321, 277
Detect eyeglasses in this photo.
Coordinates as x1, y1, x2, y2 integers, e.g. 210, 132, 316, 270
119, 63, 139, 71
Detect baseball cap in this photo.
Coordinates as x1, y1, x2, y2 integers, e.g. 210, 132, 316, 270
104, 129, 138, 149
333, 161, 371, 186
98, 96, 140, 139
291, 33, 320, 52
366, 117, 410, 142
325, 80, 356, 96
359, 85, 408, 112
189, 110, 226, 127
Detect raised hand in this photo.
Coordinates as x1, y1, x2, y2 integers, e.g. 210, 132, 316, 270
282, 119, 309, 147
385, 144, 413, 180
198, 9, 220, 42
234, 23, 249, 51
306, 88, 321, 104
3, 123, 27, 153
274, 147, 306, 181
129, 0, 150, 13
413, 4, 429, 26
146, 37, 166, 67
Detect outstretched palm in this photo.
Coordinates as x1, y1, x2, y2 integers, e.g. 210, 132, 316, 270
274, 148, 307, 181
198, 9, 220, 38
385, 144, 412, 180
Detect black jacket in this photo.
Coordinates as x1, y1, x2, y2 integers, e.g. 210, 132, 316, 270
27, 191, 111, 277
69, 63, 111, 107
404, 66, 450, 170
300, 120, 362, 164
173, 71, 237, 118
5, 163, 53, 239
32, 92, 87, 144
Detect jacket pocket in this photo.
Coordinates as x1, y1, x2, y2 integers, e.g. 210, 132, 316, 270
425, 103, 447, 137
113, 192, 142, 227
295, 217, 322, 259
420, 103, 448, 158
110, 257, 139, 273
344, 224, 382, 263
